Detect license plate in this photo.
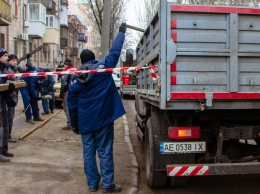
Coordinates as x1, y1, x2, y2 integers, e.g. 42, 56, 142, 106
160, 141, 206, 154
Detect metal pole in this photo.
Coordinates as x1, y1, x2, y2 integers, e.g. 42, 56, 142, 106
100, 0, 112, 59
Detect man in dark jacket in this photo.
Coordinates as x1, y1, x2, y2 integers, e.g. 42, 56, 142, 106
41, 71, 55, 115
19, 55, 44, 124
0, 48, 16, 162
68, 23, 126, 193
59, 59, 76, 130
6, 54, 19, 143
56, 61, 64, 82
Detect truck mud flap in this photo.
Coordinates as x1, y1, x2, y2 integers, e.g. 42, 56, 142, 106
167, 163, 260, 176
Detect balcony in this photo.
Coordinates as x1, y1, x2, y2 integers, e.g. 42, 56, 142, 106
60, 39, 68, 49
0, 0, 11, 26
78, 33, 86, 42
45, 0, 57, 14
43, 28, 59, 44
61, 0, 68, 6
28, 0, 46, 4
60, 26, 68, 39
27, 2, 46, 38
70, 47, 78, 56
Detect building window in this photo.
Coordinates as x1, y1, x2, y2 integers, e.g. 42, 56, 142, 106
29, 42, 32, 53
34, 45, 37, 60
46, 15, 54, 28
15, 0, 18, 17
23, 4, 27, 20
0, 34, 5, 48
22, 41, 27, 56
14, 39, 18, 55
28, 3, 46, 23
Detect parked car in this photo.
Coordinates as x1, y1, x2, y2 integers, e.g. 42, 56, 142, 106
54, 82, 62, 108
112, 72, 121, 90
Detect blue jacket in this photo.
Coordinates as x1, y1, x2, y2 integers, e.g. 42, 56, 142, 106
42, 75, 55, 93
68, 32, 125, 134
20, 68, 44, 99
17, 59, 35, 73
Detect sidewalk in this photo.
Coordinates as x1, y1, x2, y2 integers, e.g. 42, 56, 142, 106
1, 99, 138, 194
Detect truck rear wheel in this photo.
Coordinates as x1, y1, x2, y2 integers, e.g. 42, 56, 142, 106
145, 118, 167, 188
169, 173, 188, 187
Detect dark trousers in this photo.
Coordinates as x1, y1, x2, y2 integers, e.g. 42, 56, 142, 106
41, 90, 54, 113
20, 87, 40, 119
0, 108, 9, 154
81, 122, 115, 189
7, 106, 14, 138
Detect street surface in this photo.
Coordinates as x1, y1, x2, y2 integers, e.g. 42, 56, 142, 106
1, 95, 136, 194
1, 95, 260, 194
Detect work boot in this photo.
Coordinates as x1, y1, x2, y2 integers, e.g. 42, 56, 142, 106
102, 185, 121, 193
8, 137, 17, 143
89, 187, 98, 192
0, 155, 10, 162
3, 152, 14, 157
62, 126, 72, 130
41, 112, 49, 115
33, 117, 44, 121
26, 119, 34, 124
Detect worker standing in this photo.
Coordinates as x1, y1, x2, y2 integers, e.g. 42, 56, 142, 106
0, 48, 16, 162
6, 54, 19, 143
68, 23, 127, 193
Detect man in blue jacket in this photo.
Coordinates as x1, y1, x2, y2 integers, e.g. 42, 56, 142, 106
68, 23, 126, 193
20, 56, 45, 124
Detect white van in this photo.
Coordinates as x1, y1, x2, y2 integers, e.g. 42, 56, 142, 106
112, 72, 121, 90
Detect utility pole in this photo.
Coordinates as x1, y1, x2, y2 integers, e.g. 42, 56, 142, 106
100, 0, 112, 59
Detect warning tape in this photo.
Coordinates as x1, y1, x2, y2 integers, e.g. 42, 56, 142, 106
0, 65, 158, 78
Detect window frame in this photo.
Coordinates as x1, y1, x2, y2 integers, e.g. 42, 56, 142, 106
28, 3, 46, 23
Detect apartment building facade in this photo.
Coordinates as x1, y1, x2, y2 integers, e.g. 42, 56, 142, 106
0, 0, 87, 69
68, 0, 101, 61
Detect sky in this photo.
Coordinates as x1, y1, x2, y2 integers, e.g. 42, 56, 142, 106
125, 0, 146, 48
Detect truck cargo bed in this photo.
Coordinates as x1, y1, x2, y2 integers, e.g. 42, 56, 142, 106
136, 3, 260, 110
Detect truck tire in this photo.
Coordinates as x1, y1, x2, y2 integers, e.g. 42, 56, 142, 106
169, 171, 188, 187
145, 118, 167, 188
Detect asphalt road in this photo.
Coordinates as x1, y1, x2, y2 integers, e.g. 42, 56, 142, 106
123, 98, 260, 194
2, 94, 260, 194
1, 95, 136, 194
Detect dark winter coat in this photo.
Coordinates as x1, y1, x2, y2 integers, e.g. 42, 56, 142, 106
41, 75, 55, 94
20, 68, 45, 99
6, 63, 19, 106
67, 32, 125, 134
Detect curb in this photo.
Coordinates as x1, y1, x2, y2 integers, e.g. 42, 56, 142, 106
123, 115, 139, 194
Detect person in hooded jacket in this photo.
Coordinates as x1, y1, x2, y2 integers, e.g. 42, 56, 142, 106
67, 23, 126, 193
0, 48, 16, 162
59, 58, 77, 130
41, 69, 55, 115
19, 54, 44, 124
56, 61, 64, 82
6, 54, 19, 143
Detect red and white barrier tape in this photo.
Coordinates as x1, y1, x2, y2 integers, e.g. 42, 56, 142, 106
0, 65, 158, 79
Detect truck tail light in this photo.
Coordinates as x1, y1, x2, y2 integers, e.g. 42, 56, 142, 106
168, 127, 200, 139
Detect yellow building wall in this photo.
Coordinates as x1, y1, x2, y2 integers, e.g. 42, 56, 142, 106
43, 28, 60, 45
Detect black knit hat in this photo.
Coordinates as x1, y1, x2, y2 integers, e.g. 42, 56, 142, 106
64, 58, 73, 66
80, 49, 95, 64
0, 48, 8, 58
8, 54, 18, 61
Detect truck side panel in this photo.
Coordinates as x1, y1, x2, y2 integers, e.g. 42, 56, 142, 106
136, 3, 260, 110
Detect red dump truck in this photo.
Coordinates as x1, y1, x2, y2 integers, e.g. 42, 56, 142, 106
135, 0, 260, 188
